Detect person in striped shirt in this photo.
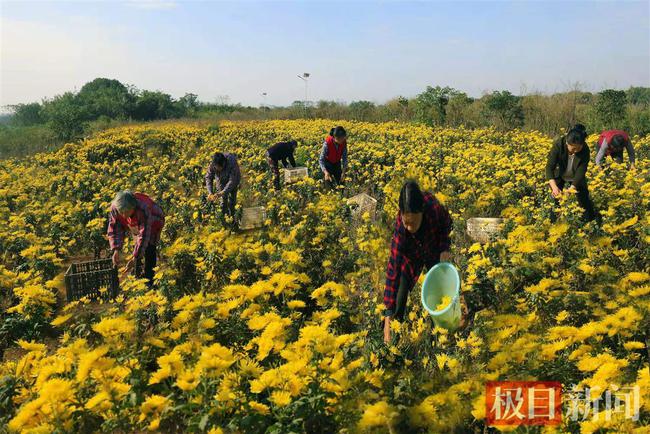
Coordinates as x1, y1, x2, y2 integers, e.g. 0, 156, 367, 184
107, 191, 165, 287
383, 181, 453, 344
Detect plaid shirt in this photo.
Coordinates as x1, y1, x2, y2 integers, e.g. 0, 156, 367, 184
107, 193, 165, 258
205, 153, 241, 195
384, 192, 452, 316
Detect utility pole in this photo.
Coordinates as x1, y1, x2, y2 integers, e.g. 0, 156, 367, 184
297, 72, 310, 105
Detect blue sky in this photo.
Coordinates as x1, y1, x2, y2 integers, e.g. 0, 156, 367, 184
1, 0, 649, 108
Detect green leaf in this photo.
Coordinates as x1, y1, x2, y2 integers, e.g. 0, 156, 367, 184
198, 413, 209, 431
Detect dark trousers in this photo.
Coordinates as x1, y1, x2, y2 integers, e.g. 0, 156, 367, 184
323, 161, 343, 189
392, 258, 439, 322
393, 274, 412, 322
610, 151, 624, 164
267, 155, 281, 190
552, 179, 598, 222
220, 189, 238, 227
135, 244, 157, 287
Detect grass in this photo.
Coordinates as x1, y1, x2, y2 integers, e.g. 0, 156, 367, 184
0, 124, 60, 159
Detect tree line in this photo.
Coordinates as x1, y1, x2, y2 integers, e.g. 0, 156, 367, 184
2, 78, 650, 157
283, 86, 650, 137
7, 78, 205, 141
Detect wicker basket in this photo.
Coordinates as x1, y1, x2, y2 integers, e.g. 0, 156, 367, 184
283, 167, 309, 184
240, 206, 266, 230
347, 193, 378, 221
466, 218, 504, 243
65, 258, 119, 302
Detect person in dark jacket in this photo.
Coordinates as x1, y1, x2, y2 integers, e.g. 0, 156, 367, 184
595, 129, 635, 169
267, 140, 298, 190
205, 152, 241, 229
545, 124, 599, 223
383, 181, 453, 344
107, 191, 165, 287
319, 126, 348, 189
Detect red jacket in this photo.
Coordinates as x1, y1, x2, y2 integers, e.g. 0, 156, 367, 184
107, 193, 165, 258
598, 130, 629, 155
325, 136, 347, 164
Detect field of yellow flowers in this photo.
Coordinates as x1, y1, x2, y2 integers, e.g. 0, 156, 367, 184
0, 119, 648, 433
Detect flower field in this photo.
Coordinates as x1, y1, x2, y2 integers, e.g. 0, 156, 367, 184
0, 119, 649, 433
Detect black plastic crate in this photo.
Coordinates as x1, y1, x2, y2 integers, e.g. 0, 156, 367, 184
64, 259, 119, 302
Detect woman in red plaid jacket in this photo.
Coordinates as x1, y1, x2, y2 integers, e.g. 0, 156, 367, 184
107, 191, 165, 287
383, 181, 453, 344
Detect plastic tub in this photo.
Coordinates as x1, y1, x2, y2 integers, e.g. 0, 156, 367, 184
421, 262, 462, 330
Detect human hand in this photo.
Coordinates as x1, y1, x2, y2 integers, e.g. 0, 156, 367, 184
458, 294, 470, 329
123, 256, 136, 274
440, 250, 452, 263
324, 171, 331, 182
111, 250, 120, 268
551, 185, 562, 198
384, 316, 392, 344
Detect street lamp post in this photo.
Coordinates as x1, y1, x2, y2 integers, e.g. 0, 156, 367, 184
297, 73, 310, 105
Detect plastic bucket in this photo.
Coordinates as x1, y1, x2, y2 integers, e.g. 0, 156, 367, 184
421, 262, 462, 330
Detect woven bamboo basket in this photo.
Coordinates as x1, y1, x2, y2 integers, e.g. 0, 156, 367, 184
347, 193, 378, 221
283, 167, 309, 184
466, 217, 504, 243
240, 206, 266, 230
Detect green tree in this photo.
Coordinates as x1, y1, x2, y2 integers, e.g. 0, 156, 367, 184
42, 92, 87, 141
595, 89, 627, 129
481, 90, 524, 129
445, 93, 474, 127
348, 100, 376, 121
379, 96, 411, 121
8, 103, 44, 126
132, 90, 178, 121
77, 78, 135, 120
176, 93, 200, 117
413, 86, 459, 126
626, 87, 650, 106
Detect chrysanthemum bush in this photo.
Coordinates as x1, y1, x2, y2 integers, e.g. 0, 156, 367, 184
0, 120, 648, 433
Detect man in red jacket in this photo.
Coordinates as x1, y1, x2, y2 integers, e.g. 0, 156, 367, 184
595, 129, 636, 169
107, 191, 165, 287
